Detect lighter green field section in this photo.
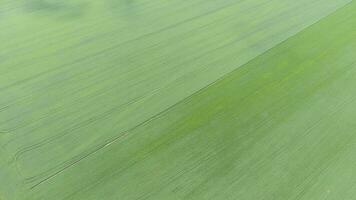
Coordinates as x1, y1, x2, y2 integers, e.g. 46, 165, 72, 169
0, 0, 355, 199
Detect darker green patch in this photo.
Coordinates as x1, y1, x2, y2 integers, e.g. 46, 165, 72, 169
24, 0, 88, 20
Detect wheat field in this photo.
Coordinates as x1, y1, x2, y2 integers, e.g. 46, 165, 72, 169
1, 0, 356, 199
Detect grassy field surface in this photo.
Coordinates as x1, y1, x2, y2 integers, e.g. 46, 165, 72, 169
1, 0, 355, 199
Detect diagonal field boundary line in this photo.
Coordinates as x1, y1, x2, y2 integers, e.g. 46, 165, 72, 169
30, 0, 354, 190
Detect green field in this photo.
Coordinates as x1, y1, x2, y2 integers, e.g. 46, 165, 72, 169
1, 0, 356, 199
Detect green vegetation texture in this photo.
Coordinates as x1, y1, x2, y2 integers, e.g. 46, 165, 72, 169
0, 0, 355, 199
